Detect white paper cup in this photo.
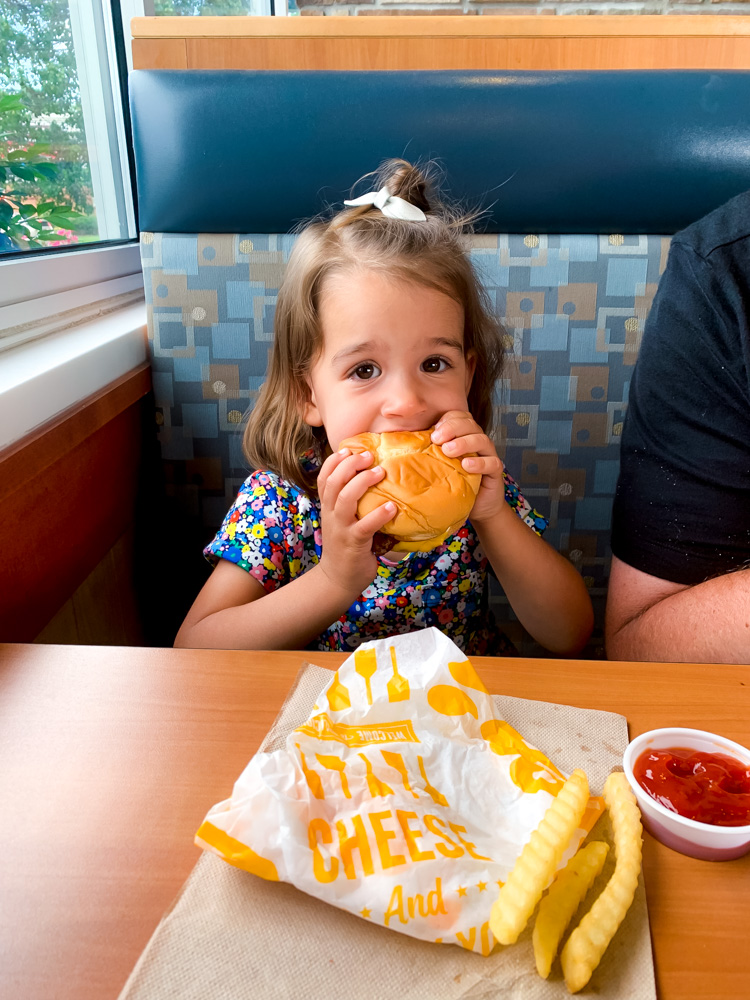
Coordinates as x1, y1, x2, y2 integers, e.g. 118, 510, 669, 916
623, 728, 750, 861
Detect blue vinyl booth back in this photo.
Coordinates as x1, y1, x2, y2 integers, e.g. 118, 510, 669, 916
129, 69, 750, 655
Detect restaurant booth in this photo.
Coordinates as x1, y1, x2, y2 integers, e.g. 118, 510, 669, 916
2, 15, 750, 1000
6, 16, 750, 654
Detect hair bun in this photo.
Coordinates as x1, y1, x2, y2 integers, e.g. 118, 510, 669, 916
382, 159, 432, 214
338, 428, 481, 552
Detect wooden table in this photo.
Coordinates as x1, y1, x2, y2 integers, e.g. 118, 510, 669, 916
1, 643, 748, 1000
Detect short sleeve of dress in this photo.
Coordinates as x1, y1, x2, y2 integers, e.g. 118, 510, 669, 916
203, 471, 321, 592
503, 470, 548, 536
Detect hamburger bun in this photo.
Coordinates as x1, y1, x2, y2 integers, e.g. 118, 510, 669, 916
338, 428, 481, 553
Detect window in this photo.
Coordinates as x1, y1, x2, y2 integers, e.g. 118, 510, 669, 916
0, 0, 136, 258
1, 0, 288, 262
1, 0, 284, 351
147, 0, 274, 16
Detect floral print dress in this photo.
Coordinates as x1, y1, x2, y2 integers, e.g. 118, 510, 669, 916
204, 464, 547, 655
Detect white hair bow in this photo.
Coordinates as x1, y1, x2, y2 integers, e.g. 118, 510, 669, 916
343, 186, 427, 222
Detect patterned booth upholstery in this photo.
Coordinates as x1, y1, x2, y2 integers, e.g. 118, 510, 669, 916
130, 70, 750, 655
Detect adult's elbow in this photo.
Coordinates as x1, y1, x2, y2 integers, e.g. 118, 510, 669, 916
604, 618, 633, 661
604, 602, 653, 661
173, 621, 199, 648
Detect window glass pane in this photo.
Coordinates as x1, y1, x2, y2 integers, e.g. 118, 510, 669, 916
0, 0, 135, 256
148, 0, 274, 16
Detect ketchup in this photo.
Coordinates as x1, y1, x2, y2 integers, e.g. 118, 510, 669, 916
633, 747, 750, 827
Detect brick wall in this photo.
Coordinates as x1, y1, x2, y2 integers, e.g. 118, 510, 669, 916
297, 2, 749, 16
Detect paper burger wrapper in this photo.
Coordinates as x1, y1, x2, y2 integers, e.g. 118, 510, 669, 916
194, 629, 607, 951
118, 631, 655, 1000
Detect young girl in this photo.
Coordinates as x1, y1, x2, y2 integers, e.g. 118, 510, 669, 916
175, 160, 593, 655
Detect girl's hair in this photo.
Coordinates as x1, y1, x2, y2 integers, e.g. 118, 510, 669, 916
243, 158, 505, 493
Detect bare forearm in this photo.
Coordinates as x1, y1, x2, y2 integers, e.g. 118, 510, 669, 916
607, 568, 750, 664
175, 565, 355, 650
474, 507, 593, 655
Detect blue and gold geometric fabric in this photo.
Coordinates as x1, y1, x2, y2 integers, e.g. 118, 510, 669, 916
140, 231, 671, 656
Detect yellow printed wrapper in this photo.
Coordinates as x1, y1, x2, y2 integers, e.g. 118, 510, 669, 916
196, 628, 603, 955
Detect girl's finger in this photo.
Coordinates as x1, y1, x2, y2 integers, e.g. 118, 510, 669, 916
320, 451, 375, 509
353, 501, 397, 540
434, 409, 471, 428
333, 463, 386, 517
462, 454, 504, 477
316, 448, 351, 497
431, 412, 477, 444
441, 432, 495, 459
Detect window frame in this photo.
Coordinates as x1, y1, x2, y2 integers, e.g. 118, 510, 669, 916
0, 0, 142, 348
0, 242, 143, 350
2, 0, 294, 349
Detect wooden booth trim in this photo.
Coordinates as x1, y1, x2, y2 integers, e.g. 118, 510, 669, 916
131, 15, 750, 40
0, 364, 152, 642
131, 15, 750, 72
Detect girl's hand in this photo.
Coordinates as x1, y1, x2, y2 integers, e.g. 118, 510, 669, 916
431, 411, 506, 525
315, 448, 396, 599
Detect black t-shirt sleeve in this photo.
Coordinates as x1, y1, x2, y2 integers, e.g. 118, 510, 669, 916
611, 240, 750, 585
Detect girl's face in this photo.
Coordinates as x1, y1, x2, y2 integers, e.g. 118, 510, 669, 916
303, 269, 476, 451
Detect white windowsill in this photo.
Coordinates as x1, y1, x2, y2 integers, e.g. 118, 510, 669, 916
0, 300, 149, 451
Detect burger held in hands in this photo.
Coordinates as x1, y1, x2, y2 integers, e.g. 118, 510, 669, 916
338, 426, 481, 553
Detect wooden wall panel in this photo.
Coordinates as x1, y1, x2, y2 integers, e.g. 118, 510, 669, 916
34, 530, 145, 646
177, 36, 750, 72
131, 16, 750, 72
0, 365, 152, 642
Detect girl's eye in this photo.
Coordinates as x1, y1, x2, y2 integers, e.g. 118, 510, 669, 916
350, 362, 381, 381
422, 356, 451, 374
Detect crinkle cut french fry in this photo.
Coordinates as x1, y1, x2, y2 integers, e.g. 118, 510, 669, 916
490, 768, 590, 946
561, 772, 643, 994
532, 841, 609, 979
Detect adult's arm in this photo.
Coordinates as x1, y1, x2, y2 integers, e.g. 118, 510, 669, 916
605, 555, 750, 663
608, 216, 750, 662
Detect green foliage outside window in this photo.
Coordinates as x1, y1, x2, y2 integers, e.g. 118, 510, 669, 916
153, 0, 258, 13
0, 0, 94, 252
1, 92, 83, 250
0, 0, 265, 253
